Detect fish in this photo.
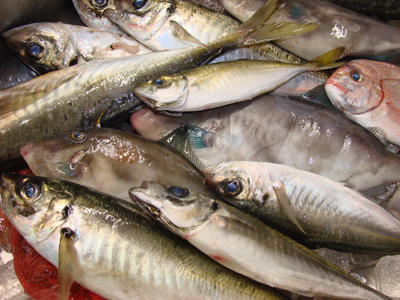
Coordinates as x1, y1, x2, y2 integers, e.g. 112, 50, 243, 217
218, 0, 400, 61
325, 59, 400, 147
129, 94, 400, 192
129, 181, 392, 299
0, 3, 301, 171
2, 22, 152, 74
202, 161, 400, 254
0, 172, 289, 300
72, 0, 125, 34
133, 48, 343, 115
20, 127, 216, 200
325, 0, 400, 18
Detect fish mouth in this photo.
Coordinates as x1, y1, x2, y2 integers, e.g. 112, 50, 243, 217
129, 181, 163, 219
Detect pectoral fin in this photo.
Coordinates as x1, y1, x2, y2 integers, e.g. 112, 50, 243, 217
158, 125, 206, 170
361, 182, 399, 206
170, 21, 204, 47
58, 227, 79, 300
299, 84, 336, 110
273, 181, 307, 235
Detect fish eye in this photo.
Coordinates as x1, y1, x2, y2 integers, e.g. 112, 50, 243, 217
223, 180, 242, 197
91, 0, 108, 8
169, 186, 189, 198
133, 0, 147, 9
350, 71, 362, 82
70, 131, 87, 143
152, 78, 164, 86
26, 43, 44, 59
20, 181, 40, 202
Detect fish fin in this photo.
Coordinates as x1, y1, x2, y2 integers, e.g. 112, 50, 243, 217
158, 125, 206, 170
52, 162, 78, 177
187, 125, 208, 149
245, 22, 320, 45
170, 20, 205, 47
237, 0, 278, 31
92, 106, 110, 128
273, 181, 307, 236
298, 84, 336, 109
0, 70, 79, 117
361, 182, 399, 206
367, 126, 388, 145
159, 111, 183, 117
58, 227, 79, 300
311, 46, 347, 64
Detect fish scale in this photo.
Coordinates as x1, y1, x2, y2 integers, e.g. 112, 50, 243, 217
1, 173, 289, 300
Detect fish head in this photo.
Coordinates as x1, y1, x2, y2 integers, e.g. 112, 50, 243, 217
21, 128, 138, 184
203, 162, 275, 212
2, 23, 75, 73
130, 181, 218, 236
96, 0, 174, 44
134, 74, 189, 111
72, 0, 123, 33
0, 173, 73, 244
325, 60, 383, 114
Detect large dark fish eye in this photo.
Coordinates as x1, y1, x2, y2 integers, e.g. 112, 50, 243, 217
223, 180, 242, 197
70, 131, 87, 143
169, 186, 190, 198
26, 43, 44, 59
20, 181, 40, 202
91, 0, 108, 8
133, 0, 147, 9
350, 71, 362, 82
152, 78, 164, 86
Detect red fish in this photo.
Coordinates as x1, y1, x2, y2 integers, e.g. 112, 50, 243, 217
325, 59, 400, 146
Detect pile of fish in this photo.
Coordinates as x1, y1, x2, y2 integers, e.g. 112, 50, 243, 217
1, 0, 400, 299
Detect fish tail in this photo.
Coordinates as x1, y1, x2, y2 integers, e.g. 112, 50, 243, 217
310, 46, 347, 70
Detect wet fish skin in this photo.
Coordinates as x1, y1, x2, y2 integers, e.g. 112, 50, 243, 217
2, 22, 152, 73
0, 11, 278, 172
325, 59, 400, 147
219, 0, 400, 61
99, 0, 242, 50
133, 56, 340, 113
130, 95, 400, 192
20, 127, 216, 200
72, 0, 125, 34
203, 161, 400, 254
0, 172, 289, 300
129, 181, 392, 299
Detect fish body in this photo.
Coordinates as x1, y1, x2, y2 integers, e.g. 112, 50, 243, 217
130, 94, 400, 191
129, 181, 391, 299
0, 11, 279, 171
2, 22, 152, 73
134, 57, 340, 113
203, 161, 400, 254
99, 0, 241, 50
0, 173, 287, 300
219, 0, 400, 61
20, 127, 216, 200
325, 59, 400, 146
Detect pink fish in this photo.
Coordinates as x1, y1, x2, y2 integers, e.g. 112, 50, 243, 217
325, 59, 400, 146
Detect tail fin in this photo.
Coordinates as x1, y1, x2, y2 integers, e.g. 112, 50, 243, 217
310, 46, 347, 70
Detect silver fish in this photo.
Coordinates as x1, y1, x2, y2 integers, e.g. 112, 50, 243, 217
20, 127, 216, 200
129, 94, 400, 192
2, 22, 152, 73
0, 5, 293, 171
219, 0, 400, 61
130, 181, 391, 299
0, 172, 288, 300
133, 48, 342, 114
203, 161, 400, 254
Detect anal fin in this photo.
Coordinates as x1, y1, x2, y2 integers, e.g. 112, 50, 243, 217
273, 181, 307, 235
